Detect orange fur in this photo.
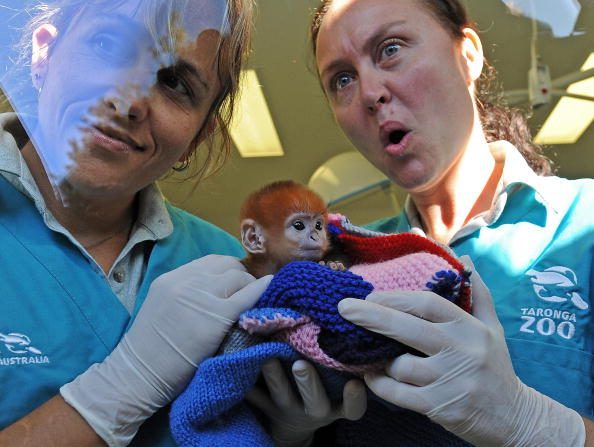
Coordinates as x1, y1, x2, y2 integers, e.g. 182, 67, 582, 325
240, 180, 327, 236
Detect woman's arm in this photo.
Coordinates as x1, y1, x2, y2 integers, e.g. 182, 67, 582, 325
585, 418, 594, 446
0, 396, 106, 447
2, 255, 270, 447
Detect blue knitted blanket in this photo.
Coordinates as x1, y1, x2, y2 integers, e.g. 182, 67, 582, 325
169, 261, 472, 446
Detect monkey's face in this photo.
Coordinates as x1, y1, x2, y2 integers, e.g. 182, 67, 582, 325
271, 212, 329, 265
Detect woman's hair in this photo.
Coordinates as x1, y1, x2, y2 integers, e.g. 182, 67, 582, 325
310, 0, 553, 176
6, 0, 254, 181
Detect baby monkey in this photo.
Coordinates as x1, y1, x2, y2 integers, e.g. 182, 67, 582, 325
240, 180, 342, 278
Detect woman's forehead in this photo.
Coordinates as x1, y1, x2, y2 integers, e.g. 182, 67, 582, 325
182, 0, 229, 37
80, 0, 229, 39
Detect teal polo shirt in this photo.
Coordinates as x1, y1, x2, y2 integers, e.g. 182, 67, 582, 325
367, 142, 594, 417
0, 175, 245, 445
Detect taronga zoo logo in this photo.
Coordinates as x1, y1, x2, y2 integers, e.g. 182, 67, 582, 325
0, 332, 50, 366
526, 266, 589, 310
519, 266, 588, 341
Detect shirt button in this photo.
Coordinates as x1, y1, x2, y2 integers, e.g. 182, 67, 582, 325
113, 271, 125, 283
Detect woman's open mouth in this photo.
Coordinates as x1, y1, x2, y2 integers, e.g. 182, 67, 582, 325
380, 123, 412, 156
389, 129, 408, 145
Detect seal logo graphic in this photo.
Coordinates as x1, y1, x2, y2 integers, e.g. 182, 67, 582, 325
0, 332, 43, 355
526, 266, 589, 310
0, 332, 50, 366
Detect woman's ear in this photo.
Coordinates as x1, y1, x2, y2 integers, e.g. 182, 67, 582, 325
31, 24, 58, 90
460, 27, 484, 84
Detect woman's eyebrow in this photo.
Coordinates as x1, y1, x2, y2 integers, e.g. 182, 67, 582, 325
319, 59, 349, 81
361, 19, 407, 55
173, 59, 209, 90
90, 12, 150, 38
319, 19, 407, 80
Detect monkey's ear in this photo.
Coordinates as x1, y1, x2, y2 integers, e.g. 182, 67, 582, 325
240, 219, 267, 254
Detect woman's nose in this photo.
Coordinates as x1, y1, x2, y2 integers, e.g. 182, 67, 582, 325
107, 86, 149, 122
360, 71, 391, 113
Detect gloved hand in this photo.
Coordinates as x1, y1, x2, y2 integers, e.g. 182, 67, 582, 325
61, 255, 272, 447
246, 359, 367, 447
338, 265, 586, 447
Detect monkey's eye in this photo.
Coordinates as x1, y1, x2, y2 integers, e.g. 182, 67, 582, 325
292, 221, 305, 231
315, 221, 323, 231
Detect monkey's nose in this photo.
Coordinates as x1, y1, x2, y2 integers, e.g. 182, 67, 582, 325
311, 233, 319, 241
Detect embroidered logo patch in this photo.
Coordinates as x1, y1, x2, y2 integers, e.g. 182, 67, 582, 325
0, 332, 50, 366
518, 266, 588, 341
526, 266, 589, 310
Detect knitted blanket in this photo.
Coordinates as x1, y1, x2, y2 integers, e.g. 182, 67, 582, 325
170, 215, 472, 446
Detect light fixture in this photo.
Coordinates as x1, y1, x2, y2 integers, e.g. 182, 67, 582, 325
308, 151, 402, 224
229, 69, 284, 157
534, 53, 594, 144
308, 151, 391, 206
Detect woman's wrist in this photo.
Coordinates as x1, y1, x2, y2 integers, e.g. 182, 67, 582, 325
502, 382, 585, 447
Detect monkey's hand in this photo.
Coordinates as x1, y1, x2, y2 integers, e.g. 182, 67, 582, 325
318, 260, 346, 271
60, 255, 272, 447
246, 359, 366, 447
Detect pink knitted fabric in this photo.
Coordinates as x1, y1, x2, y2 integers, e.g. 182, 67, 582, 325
349, 252, 454, 292
276, 322, 385, 376
240, 314, 311, 335
240, 312, 385, 374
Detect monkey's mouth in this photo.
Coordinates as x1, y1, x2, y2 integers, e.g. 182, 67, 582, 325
297, 248, 325, 260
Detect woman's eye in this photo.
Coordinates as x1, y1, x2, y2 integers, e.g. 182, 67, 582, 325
292, 221, 305, 231
333, 73, 354, 91
157, 68, 191, 97
91, 33, 132, 62
379, 41, 401, 61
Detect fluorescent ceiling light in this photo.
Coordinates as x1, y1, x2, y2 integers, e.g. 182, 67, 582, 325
534, 53, 594, 145
229, 69, 284, 157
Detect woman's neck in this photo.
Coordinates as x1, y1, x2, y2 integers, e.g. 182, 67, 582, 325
410, 130, 503, 245
21, 140, 136, 272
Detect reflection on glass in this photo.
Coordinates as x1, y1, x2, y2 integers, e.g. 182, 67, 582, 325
501, 0, 581, 38
0, 0, 228, 205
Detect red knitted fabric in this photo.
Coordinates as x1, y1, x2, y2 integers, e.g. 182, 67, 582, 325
330, 216, 472, 313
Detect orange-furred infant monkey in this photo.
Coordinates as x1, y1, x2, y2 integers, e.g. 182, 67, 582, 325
240, 180, 330, 278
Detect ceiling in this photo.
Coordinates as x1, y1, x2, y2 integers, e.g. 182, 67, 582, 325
2, 0, 593, 237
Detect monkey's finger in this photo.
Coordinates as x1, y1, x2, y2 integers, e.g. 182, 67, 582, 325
292, 360, 331, 419
260, 359, 298, 409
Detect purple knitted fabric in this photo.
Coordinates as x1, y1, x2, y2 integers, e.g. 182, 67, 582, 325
251, 261, 410, 367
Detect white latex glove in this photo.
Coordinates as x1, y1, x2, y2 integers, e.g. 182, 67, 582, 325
61, 254, 272, 447
246, 359, 367, 447
337, 265, 586, 447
